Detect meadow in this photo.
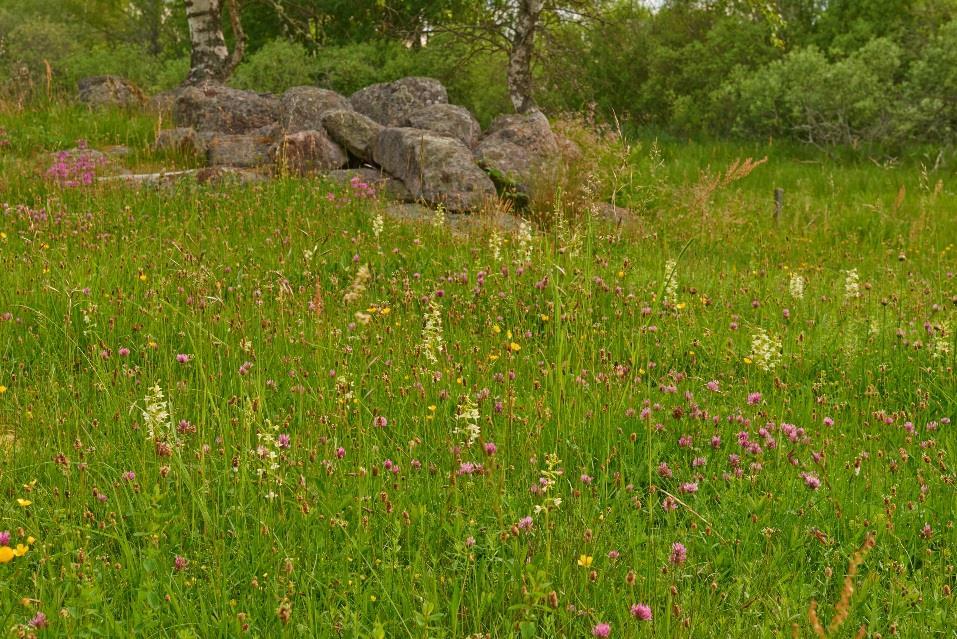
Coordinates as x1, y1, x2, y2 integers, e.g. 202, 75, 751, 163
0, 104, 955, 638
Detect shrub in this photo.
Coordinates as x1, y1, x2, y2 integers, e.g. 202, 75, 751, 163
719, 38, 903, 147
231, 39, 315, 94
903, 20, 957, 141
0, 17, 80, 99
60, 44, 186, 94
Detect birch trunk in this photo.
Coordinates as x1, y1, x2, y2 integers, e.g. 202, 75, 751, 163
185, 0, 230, 84
507, 0, 544, 114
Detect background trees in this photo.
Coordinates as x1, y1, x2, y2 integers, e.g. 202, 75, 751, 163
3, 0, 957, 147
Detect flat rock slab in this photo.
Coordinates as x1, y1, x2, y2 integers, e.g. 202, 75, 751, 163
207, 133, 274, 168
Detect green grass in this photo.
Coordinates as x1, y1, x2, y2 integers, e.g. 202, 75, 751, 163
0, 104, 955, 638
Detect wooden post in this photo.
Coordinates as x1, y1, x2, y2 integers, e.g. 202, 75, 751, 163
774, 187, 783, 223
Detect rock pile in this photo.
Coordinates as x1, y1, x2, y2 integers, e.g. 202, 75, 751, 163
145, 77, 560, 211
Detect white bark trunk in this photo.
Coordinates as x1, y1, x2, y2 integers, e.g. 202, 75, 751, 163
185, 0, 230, 84
507, 0, 544, 114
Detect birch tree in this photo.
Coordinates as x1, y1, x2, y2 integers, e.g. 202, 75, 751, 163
507, 0, 545, 113
184, 0, 244, 84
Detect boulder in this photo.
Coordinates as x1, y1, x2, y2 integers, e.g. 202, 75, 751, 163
321, 109, 382, 163
476, 110, 559, 190
407, 104, 481, 148
373, 127, 496, 211
77, 75, 146, 109
271, 130, 347, 175
280, 87, 351, 133
207, 133, 274, 168
325, 168, 414, 202
148, 90, 179, 116
155, 127, 209, 156
350, 77, 448, 127
174, 83, 280, 134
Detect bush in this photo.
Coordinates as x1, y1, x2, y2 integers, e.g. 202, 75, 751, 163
0, 17, 80, 99
903, 20, 957, 141
719, 38, 903, 147
60, 44, 187, 94
311, 41, 412, 96
231, 39, 315, 94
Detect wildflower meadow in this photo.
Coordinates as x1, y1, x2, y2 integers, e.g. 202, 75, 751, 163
0, 105, 955, 638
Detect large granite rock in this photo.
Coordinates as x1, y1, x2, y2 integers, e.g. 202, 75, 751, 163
280, 87, 352, 132
407, 104, 481, 148
271, 130, 347, 175
207, 132, 276, 167
155, 127, 211, 156
476, 110, 559, 189
174, 83, 280, 134
350, 77, 448, 127
373, 127, 496, 211
77, 75, 146, 109
321, 109, 382, 163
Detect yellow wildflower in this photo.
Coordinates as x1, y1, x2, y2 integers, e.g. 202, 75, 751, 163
16, 499, 31, 507
0, 546, 14, 563
577, 554, 593, 568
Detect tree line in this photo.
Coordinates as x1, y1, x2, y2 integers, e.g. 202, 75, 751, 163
2, 0, 957, 148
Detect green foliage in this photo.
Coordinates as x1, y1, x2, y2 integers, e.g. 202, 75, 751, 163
719, 39, 905, 147
60, 45, 188, 94
903, 20, 957, 142
311, 41, 419, 95
230, 39, 316, 94
0, 16, 81, 97
6, 0, 957, 148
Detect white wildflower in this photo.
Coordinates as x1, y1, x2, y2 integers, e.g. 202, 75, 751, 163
454, 394, 481, 447
371, 213, 384, 241
517, 219, 533, 264
664, 258, 678, 304
142, 383, 173, 442
421, 300, 444, 364
930, 321, 952, 359
844, 269, 861, 300
788, 273, 805, 300
489, 229, 503, 262
750, 329, 782, 372
432, 203, 446, 229
342, 264, 371, 305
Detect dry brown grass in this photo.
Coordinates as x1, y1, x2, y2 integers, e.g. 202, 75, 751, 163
798, 532, 876, 639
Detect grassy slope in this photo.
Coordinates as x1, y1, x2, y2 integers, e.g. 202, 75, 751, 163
0, 104, 955, 637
